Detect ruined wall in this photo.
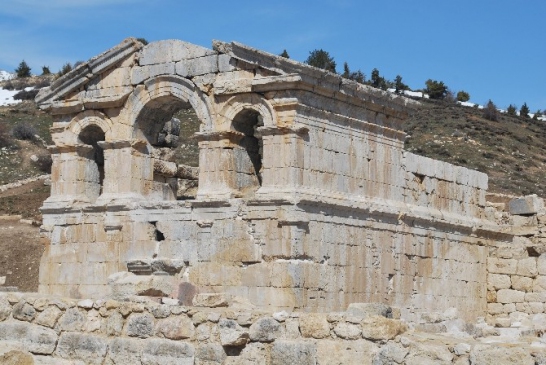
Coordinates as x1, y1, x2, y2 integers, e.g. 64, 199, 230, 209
485, 195, 546, 327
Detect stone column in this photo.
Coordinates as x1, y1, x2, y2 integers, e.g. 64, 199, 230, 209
194, 130, 245, 200
96, 139, 151, 204
254, 124, 308, 200
42, 143, 100, 207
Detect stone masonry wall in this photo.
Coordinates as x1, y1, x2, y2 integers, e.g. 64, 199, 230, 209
2, 292, 546, 365
486, 194, 546, 327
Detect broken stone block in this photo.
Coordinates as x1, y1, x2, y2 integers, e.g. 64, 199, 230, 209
299, 313, 330, 339
346, 302, 392, 319
218, 318, 249, 346
271, 340, 317, 365
249, 317, 281, 342
360, 316, 405, 341
192, 293, 229, 308
509, 195, 544, 215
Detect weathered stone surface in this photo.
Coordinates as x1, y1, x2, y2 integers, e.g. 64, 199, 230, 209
195, 343, 226, 365
496, 289, 526, 304
0, 321, 57, 354
192, 293, 229, 308
0, 297, 11, 321
346, 303, 392, 319
469, 344, 534, 365
249, 317, 281, 342
509, 195, 544, 215
333, 322, 361, 339
487, 274, 511, 290
104, 311, 123, 336
218, 318, 249, 346
35, 306, 63, 328
125, 312, 155, 338
55, 332, 108, 364
57, 307, 86, 332
155, 315, 194, 340
373, 341, 409, 364
271, 340, 316, 365
299, 313, 330, 339
106, 337, 142, 364
142, 338, 194, 365
404, 342, 453, 365
225, 342, 269, 365
361, 316, 404, 341
317, 339, 379, 365
0, 350, 34, 365
12, 302, 36, 322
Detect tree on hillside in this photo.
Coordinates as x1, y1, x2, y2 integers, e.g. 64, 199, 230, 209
456, 90, 470, 102
41, 66, 51, 75
506, 104, 517, 116
483, 100, 499, 121
15, 60, 31, 78
58, 63, 73, 77
394, 75, 408, 94
370, 68, 387, 90
425, 79, 448, 99
520, 103, 530, 118
341, 62, 365, 84
305, 49, 336, 73
280, 49, 290, 58
533, 110, 542, 120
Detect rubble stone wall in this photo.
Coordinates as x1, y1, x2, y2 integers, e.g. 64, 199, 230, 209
2, 293, 545, 365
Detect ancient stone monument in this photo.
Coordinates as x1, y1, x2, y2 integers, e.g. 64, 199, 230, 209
35, 38, 509, 323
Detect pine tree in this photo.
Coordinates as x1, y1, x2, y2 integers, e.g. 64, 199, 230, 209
506, 104, 517, 116
15, 60, 31, 78
483, 100, 499, 121
425, 79, 448, 99
280, 49, 289, 59
41, 66, 51, 75
370, 68, 387, 90
394, 75, 407, 94
456, 91, 470, 102
342, 62, 350, 78
520, 103, 530, 118
305, 49, 336, 73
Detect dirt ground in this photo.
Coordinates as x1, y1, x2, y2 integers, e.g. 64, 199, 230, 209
0, 178, 48, 292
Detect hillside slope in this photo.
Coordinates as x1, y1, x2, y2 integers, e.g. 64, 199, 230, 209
404, 98, 546, 196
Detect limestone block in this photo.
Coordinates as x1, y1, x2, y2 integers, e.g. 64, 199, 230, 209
249, 317, 282, 342
516, 258, 538, 277
509, 195, 544, 215
271, 340, 317, 365
538, 256, 546, 275
225, 342, 269, 365
346, 302, 392, 319
360, 316, 404, 341
333, 322, 361, 339
192, 293, 229, 308
57, 307, 86, 332
125, 312, 155, 338
299, 313, 330, 339
106, 337, 142, 364
131, 62, 175, 84
176, 55, 218, 77
496, 289, 525, 303
0, 350, 34, 365
487, 303, 503, 315
155, 315, 194, 340
12, 302, 36, 322
138, 39, 215, 66
373, 341, 409, 364
218, 319, 249, 346
487, 274, 511, 290
316, 340, 379, 365
142, 338, 195, 365
195, 343, 226, 365
404, 342, 454, 365
0, 321, 57, 355
511, 275, 533, 292
55, 332, 107, 364
469, 344, 534, 365
487, 258, 517, 275
0, 297, 11, 322
534, 276, 546, 292
104, 311, 123, 336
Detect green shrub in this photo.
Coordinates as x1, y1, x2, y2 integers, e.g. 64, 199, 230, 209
12, 123, 36, 141
41, 66, 51, 75
425, 79, 448, 99
305, 49, 336, 73
520, 103, 530, 118
506, 104, 517, 116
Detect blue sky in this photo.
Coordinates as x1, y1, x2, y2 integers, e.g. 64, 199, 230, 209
1, 0, 544, 111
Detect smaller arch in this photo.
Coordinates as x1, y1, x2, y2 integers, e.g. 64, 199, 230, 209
64, 111, 114, 146
218, 93, 276, 132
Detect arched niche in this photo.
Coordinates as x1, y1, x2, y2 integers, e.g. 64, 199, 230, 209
77, 125, 106, 202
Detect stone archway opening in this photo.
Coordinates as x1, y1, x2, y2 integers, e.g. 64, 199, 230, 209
78, 125, 105, 202
134, 95, 200, 200
232, 108, 264, 194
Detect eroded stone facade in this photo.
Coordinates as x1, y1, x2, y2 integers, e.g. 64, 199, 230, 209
36, 38, 508, 323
